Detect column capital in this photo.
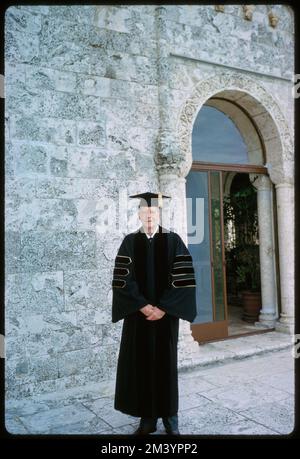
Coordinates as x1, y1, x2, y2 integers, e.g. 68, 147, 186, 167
155, 129, 190, 178
275, 182, 294, 190
250, 173, 272, 191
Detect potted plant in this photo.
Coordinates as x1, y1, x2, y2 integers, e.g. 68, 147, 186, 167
235, 244, 262, 322
223, 176, 261, 322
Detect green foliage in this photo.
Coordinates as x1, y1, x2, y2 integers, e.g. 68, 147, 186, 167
224, 178, 261, 292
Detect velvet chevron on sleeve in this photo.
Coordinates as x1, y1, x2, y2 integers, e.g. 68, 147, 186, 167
112, 235, 148, 323
157, 234, 197, 323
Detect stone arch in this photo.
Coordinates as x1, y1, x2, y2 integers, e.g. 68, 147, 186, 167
176, 72, 294, 185
204, 98, 264, 166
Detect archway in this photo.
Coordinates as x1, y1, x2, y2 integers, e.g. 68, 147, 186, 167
187, 101, 274, 341
171, 73, 294, 343
177, 72, 293, 184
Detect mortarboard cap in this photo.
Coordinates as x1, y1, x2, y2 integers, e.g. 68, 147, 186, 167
129, 191, 171, 208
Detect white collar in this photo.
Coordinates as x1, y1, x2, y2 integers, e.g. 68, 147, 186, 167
144, 225, 159, 238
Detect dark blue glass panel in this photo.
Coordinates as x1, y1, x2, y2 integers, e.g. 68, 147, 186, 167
186, 170, 213, 324
192, 106, 248, 164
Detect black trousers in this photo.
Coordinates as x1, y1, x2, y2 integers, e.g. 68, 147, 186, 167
140, 414, 178, 430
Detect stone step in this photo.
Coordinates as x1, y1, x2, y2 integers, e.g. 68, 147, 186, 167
178, 330, 293, 374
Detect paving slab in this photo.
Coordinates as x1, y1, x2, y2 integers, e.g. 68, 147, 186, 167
199, 381, 291, 412
16, 403, 97, 435
237, 396, 294, 435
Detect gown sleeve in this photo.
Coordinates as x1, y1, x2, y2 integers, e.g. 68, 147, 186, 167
157, 233, 197, 323
111, 235, 149, 323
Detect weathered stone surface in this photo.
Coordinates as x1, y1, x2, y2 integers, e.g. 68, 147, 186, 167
76, 308, 113, 329
94, 5, 132, 33
19, 231, 97, 272
101, 324, 123, 346
42, 92, 103, 121
30, 356, 59, 382
5, 143, 15, 178
6, 311, 78, 338
5, 416, 29, 434
72, 180, 109, 199
67, 147, 109, 177
47, 5, 97, 25
5, 62, 26, 86
5, 271, 64, 317
78, 75, 110, 97
74, 200, 110, 231
5, 231, 22, 274
12, 143, 48, 176
58, 348, 99, 378
236, 398, 294, 434
6, 326, 90, 361
200, 381, 289, 412
7, 83, 104, 122
19, 403, 97, 434
6, 197, 78, 232
64, 269, 110, 312
5, 28, 39, 63
95, 53, 159, 85
6, 82, 40, 117
35, 177, 73, 198
5, 6, 42, 34
82, 397, 134, 428
39, 16, 94, 50
10, 116, 76, 145
77, 121, 106, 146
25, 66, 77, 93
6, 176, 36, 199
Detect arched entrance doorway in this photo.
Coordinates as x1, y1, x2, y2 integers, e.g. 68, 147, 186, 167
186, 101, 279, 342
158, 72, 293, 353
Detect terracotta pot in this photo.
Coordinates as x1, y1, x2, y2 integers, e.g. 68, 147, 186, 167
241, 290, 262, 323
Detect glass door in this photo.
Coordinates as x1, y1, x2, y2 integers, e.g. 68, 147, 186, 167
186, 169, 228, 342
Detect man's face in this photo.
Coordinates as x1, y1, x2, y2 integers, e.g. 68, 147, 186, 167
138, 206, 160, 231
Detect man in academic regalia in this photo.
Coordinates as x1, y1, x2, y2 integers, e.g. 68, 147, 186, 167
111, 192, 197, 436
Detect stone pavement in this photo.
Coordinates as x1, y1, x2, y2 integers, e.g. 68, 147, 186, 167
6, 332, 294, 436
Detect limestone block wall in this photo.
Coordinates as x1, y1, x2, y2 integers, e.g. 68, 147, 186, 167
5, 4, 294, 399
5, 5, 160, 399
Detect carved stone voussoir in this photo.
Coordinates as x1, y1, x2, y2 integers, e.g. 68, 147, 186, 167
176, 71, 294, 184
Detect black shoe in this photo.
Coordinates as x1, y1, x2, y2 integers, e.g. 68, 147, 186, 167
133, 417, 158, 435
165, 428, 180, 435
133, 425, 156, 435
162, 414, 179, 435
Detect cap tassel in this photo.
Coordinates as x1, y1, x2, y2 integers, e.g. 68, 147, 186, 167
158, 192, 163, 208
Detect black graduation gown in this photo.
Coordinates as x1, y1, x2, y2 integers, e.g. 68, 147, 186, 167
111, 225, 197, 418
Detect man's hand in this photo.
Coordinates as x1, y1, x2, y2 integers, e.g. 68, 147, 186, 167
145, 306, 166, 321
140, 304, 155, 316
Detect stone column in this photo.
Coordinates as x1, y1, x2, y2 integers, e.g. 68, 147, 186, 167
159, 171, 200, 366
159, 173, 187, 238
250, 174, 277, 327
154, 6, 199, 364
274, 183, 294, 334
